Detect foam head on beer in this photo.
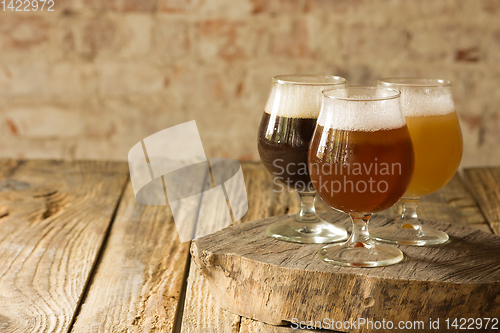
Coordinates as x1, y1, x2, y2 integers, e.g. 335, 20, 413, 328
265, 75, 347, 119
318, 86, 407, 132
379, 78, 455, 117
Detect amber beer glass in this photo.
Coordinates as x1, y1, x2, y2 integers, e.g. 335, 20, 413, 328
309, 86, 414, 267
258, 74, 348, 243
371, 78, 463, 246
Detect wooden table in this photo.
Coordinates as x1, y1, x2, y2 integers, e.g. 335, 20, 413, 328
0, 159, 498, 332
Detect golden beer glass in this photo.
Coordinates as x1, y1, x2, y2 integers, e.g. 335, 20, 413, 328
371, 78, 463, 246
309, 86, 414, 267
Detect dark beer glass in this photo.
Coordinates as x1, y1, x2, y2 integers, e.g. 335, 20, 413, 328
309, 86, 414, 266
258, 74, 348, 243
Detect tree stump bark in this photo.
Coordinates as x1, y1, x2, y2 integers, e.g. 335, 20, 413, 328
191, 212, 500, 332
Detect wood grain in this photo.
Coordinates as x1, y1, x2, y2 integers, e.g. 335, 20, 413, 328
0, 160, 129, 333
180, 258, 240, 333
192, 213, 500, 331
239, 317, 320, 332
463, 167, 500, 235
179, 163, 264, 333
383, 173, 490, 232
182, 165, 494, 333
179, 162, 307, 333
70, 183, 191, 332
2, 160, 492, 333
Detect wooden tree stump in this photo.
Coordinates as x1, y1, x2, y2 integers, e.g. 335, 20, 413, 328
191, 212, 500, 332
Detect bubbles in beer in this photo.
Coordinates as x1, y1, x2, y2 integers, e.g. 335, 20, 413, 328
318, 96, 407, 132
399, 87, 455, 117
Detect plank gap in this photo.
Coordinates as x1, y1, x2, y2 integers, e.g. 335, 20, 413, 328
66, 175, 130, 333
173, 245, 193, 333
4, 159, 26, 178
459, 170, 494, 234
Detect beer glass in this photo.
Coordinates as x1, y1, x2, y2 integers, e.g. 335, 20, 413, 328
309, 86, 414, 267
258, 74, 348, 243
371, 78, 463, 246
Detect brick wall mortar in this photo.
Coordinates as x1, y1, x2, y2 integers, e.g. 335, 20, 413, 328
0, 0, 499, 167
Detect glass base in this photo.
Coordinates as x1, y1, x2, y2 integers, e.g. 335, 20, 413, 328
266, 216, 348, 244
318, 239, 404, 267
371, 222, 449, 246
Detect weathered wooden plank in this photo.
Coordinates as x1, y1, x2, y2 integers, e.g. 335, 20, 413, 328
193, 213, 500, 330
181, 165, 492, 333
70, 182, 191, 332
179, 162, 306, 333
462, 167, 500, 235
237, 162, 303, 224
180, 258, 240, 333
179, 163, 271, 333
0, 160, 129, 333
239, 318, 322, 332
383, 173, 490, 232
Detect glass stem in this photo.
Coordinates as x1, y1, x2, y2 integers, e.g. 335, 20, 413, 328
295, 192, 320, 223
348, 212, 372, 246
400, 197, 421, 227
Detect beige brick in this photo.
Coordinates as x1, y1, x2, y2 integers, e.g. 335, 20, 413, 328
55, 0, 85, 11
0, 16, 50, 50
406, 0, 479, 21
0, 62, 85, 96
74, 139, 130, 160
479, 0, 500, 15
84, 95, 187, 140
270, 18, 313, 58
250, 0, 306, 14
53, 15, 83, 59
0, 15, 52, 62
159, 0, 203, 13
196, 0, 253, 18
307, 0, 456, 22
122, 0, 157, 12
0, 65, 11, 92
484, 113, 500, 147
82, 17, 120, 58
0, 63, 47, 95
58, 23, 77, 56
459, 112, 500, 168
197, 20, 267, 62
120, 14, 152, 57
167, 63, 245, 111
408, 25, 485, 63
340, 24, 409, 63
78, 95, 190, 160
1, 107, 83, 138
0, 137, 70, 160
152, 17, 191, 60
450, 65, 500, 130
83, 0, 120, 11
305, 0, 395, 24
485, 28, 500, 64
84, 0, 156, 12
194, 102, 261, 161
306, 0, 366, 14
98, 62, 164, 95
242, 61, 299, 109
46, 63, 85, 96
306, 15, 341, 64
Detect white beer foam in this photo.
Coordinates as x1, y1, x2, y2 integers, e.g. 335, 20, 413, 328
318, 97, 406, 132
264, 83, 335, 119
399, 88, 455, 117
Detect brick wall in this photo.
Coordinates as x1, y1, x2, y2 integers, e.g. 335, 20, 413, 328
0, 0, 499, 167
